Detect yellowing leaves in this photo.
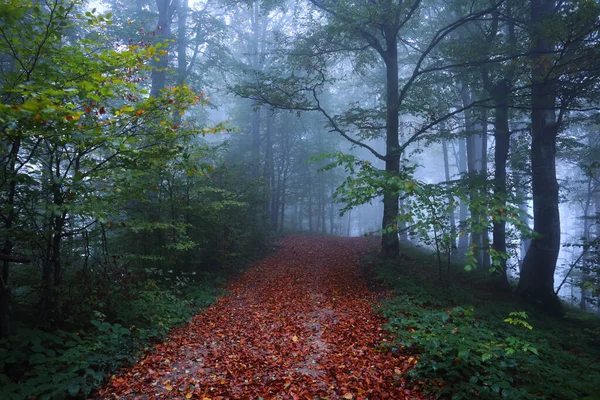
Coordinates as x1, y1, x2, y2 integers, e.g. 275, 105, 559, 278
291, 335, 299, 343
343, 393, 354, 399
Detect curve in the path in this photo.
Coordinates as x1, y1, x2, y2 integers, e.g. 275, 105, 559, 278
99, 236, 427, 400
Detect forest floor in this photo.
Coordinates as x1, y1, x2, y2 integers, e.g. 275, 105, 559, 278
98, 236, 427, 399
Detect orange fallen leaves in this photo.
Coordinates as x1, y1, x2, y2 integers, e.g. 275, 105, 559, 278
98, 236, 431, 399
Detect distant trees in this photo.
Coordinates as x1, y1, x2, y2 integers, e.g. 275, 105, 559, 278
232, 0, 600, 312
238, 0, 505, 259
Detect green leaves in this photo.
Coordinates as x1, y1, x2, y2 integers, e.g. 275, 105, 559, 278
28, 353, 46, 364
0, 279, 220, 400
376, 247, 600, 399
504, 312, 533, 330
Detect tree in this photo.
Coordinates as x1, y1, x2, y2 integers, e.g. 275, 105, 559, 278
518, 0, 600, 314
239, 0, 503, 258
0, 0, 207, 335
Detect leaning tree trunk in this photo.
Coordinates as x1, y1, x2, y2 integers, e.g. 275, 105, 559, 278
518, 0, 563, 315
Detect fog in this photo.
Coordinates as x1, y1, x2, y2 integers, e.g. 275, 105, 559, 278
2, 0, 598, 341
85, 0, 599, 311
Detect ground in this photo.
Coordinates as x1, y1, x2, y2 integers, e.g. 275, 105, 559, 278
98, 236, 428, 399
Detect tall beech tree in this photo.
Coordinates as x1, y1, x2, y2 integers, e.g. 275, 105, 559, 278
518, 0, 562, 313
518, 0, 600, 314
479, 0, 520, 281
239, 0, 502, 258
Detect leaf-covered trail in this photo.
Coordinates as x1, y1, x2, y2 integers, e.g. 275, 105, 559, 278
100, 236, 427, 399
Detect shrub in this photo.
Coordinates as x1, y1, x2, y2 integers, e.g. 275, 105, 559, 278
375, 254, 600, 399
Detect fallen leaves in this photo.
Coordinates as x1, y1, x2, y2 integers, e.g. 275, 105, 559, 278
98, 236, 430, 399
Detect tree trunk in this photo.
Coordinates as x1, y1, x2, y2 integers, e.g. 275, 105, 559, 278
250, 106, 261, 180
176, 0, 188, 86
461, 85, 483, 268
279, 130, 289, 232
249, 2, 263, 180
265, 113, 276, 229
518, 0, 563, 315
173, 0, 188, 125
491, 87, 510, 283
150, 0, 175, 97
442, 138, 456, 251
454, 138, 469, 252
381, 35, 400, 259
511, 132, 531, 270
0, 138, 19, 338
580, 174, 593, 309
346, 209, 352, 237
329, 186, 335, 235
479, 109, 491, 270
307, 170, 313, 232
41, 154, 66, 325
280, 169, 287, 232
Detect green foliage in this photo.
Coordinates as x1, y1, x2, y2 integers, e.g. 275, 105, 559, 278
326, 153, 531, 276
0, 276, 223, 399
0, 324, 132, 399
376, 251, 600, 399
504, 312, 533, 330
0, 2, 270, 398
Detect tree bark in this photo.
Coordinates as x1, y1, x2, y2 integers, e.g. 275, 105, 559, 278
461, 85, 484, 268
491, 86, 510, 283
479, 109, 491, 270
518, 0, 563, 315
442, 138, 456, 250
0, 138, 20, 338
456, 139, 469, 251
150, 0, 176, 97
265, 112, 276, 229
381, 33, 400, 259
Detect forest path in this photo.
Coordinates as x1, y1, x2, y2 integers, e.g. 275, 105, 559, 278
100, 236, 427, 399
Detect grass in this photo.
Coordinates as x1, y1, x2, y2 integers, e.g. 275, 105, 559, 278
372, 242, 600, 399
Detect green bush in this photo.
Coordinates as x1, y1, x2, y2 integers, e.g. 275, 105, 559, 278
376, 253, 600, 399
0, 323, 132, 399
0, 278, 222, 400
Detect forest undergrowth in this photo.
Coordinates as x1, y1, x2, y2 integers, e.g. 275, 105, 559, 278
0, 247, 267, 400
375, 242, 600, 399
4, 235, 599, 399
